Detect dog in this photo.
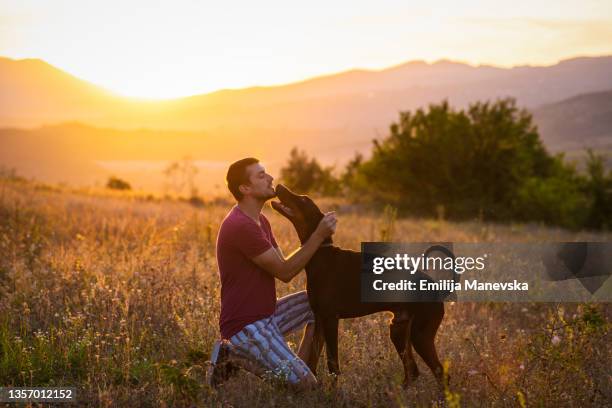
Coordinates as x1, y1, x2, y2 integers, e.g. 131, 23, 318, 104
271, 184, 446, 387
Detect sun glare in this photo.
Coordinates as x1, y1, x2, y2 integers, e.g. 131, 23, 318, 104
2, 0, 612, 98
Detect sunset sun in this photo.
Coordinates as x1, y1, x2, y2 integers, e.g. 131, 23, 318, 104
2, 0, 612, 98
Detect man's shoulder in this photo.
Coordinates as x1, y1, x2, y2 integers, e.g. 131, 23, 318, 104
219, 207, 244, 231
219, 207, 260, 236
259, 212, 272, 226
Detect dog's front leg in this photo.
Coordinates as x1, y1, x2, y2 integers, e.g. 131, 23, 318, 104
304, 316, 325, 376
298, 319, 325, 376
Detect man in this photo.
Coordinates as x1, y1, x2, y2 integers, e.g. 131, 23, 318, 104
207, 157, 336, 388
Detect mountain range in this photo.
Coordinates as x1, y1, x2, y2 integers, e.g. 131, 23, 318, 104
0, 55, 611, 191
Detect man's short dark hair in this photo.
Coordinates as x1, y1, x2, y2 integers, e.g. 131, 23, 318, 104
226, 157, 259, 201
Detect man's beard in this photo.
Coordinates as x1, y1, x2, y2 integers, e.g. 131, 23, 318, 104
254, 188, 276, 201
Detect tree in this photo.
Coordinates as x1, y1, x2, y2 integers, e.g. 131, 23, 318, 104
355, 98, 582, 224
106, 176, 131, 190
163, 156, 199, 197
279, 148, 340, 195
583, 150, 612, 229
341, 152, 363, 186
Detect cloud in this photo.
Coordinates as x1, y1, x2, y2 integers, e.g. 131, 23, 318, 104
458, 17, 612, 34
450, 17, 612, 64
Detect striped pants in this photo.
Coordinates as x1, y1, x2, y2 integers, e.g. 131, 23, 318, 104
228, 290, 316, 384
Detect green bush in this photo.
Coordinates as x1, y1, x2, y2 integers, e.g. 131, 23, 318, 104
513, 158, 589, 228
349, 98, 609, 229
279, 147, 340, 195
582, 150, 612, 229
106, 176, 132, 191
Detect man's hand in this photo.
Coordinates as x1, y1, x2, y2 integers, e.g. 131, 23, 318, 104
312, 212, 337, 241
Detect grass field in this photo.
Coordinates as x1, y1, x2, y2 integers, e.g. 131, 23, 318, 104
0, 177, 610, 407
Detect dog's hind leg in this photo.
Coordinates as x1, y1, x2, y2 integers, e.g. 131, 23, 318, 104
390, 313, 419, 387
411, 303, 445, 385
321, 316, 341, 377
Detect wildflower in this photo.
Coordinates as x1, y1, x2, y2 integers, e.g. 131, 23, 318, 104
551, 335, 561, 345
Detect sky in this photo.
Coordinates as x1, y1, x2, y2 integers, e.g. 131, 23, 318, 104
2, 0, 612, 99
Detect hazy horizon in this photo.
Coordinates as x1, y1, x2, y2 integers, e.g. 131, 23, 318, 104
4, 53, 612, 101
2, 1, 611, 192
3, 0, 612, 98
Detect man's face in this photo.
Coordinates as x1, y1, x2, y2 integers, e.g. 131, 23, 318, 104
241, 163, 276, 201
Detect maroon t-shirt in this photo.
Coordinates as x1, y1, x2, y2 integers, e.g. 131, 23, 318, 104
216, 206, 278, 339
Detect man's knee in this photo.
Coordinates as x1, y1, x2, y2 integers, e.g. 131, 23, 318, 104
292, 371, 317, 390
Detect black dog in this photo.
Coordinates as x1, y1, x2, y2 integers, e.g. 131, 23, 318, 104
271, 184, 446, 386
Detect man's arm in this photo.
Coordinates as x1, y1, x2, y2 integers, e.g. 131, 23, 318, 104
274, 246, 285, 259
252, 212, 336, 283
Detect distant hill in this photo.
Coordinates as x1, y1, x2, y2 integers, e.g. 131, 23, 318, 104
534, 89, 612, 152
0, 57, 123, 124
0, 123, 312, 192
2, 55, 612, 133
0, 57, 183, 129
1, 56, 612, 191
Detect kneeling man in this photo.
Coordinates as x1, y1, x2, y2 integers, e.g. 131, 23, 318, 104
207, 157, 336, 388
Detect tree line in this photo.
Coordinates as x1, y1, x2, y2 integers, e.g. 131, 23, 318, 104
279, 98, 611, 230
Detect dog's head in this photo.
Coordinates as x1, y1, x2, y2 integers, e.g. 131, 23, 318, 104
271, 184, 325, 244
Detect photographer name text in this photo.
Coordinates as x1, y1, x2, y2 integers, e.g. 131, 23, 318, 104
372, 279, 529, 292
370, 253, 528, 292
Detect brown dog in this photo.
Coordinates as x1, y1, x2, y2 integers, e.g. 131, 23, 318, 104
271, 184, 446, 387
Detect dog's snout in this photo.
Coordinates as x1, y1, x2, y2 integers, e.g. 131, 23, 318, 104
274, 184, 291, 200
275, 184, 286, 194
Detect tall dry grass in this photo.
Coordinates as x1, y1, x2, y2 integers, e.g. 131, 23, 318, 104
0, 177, 610, 407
